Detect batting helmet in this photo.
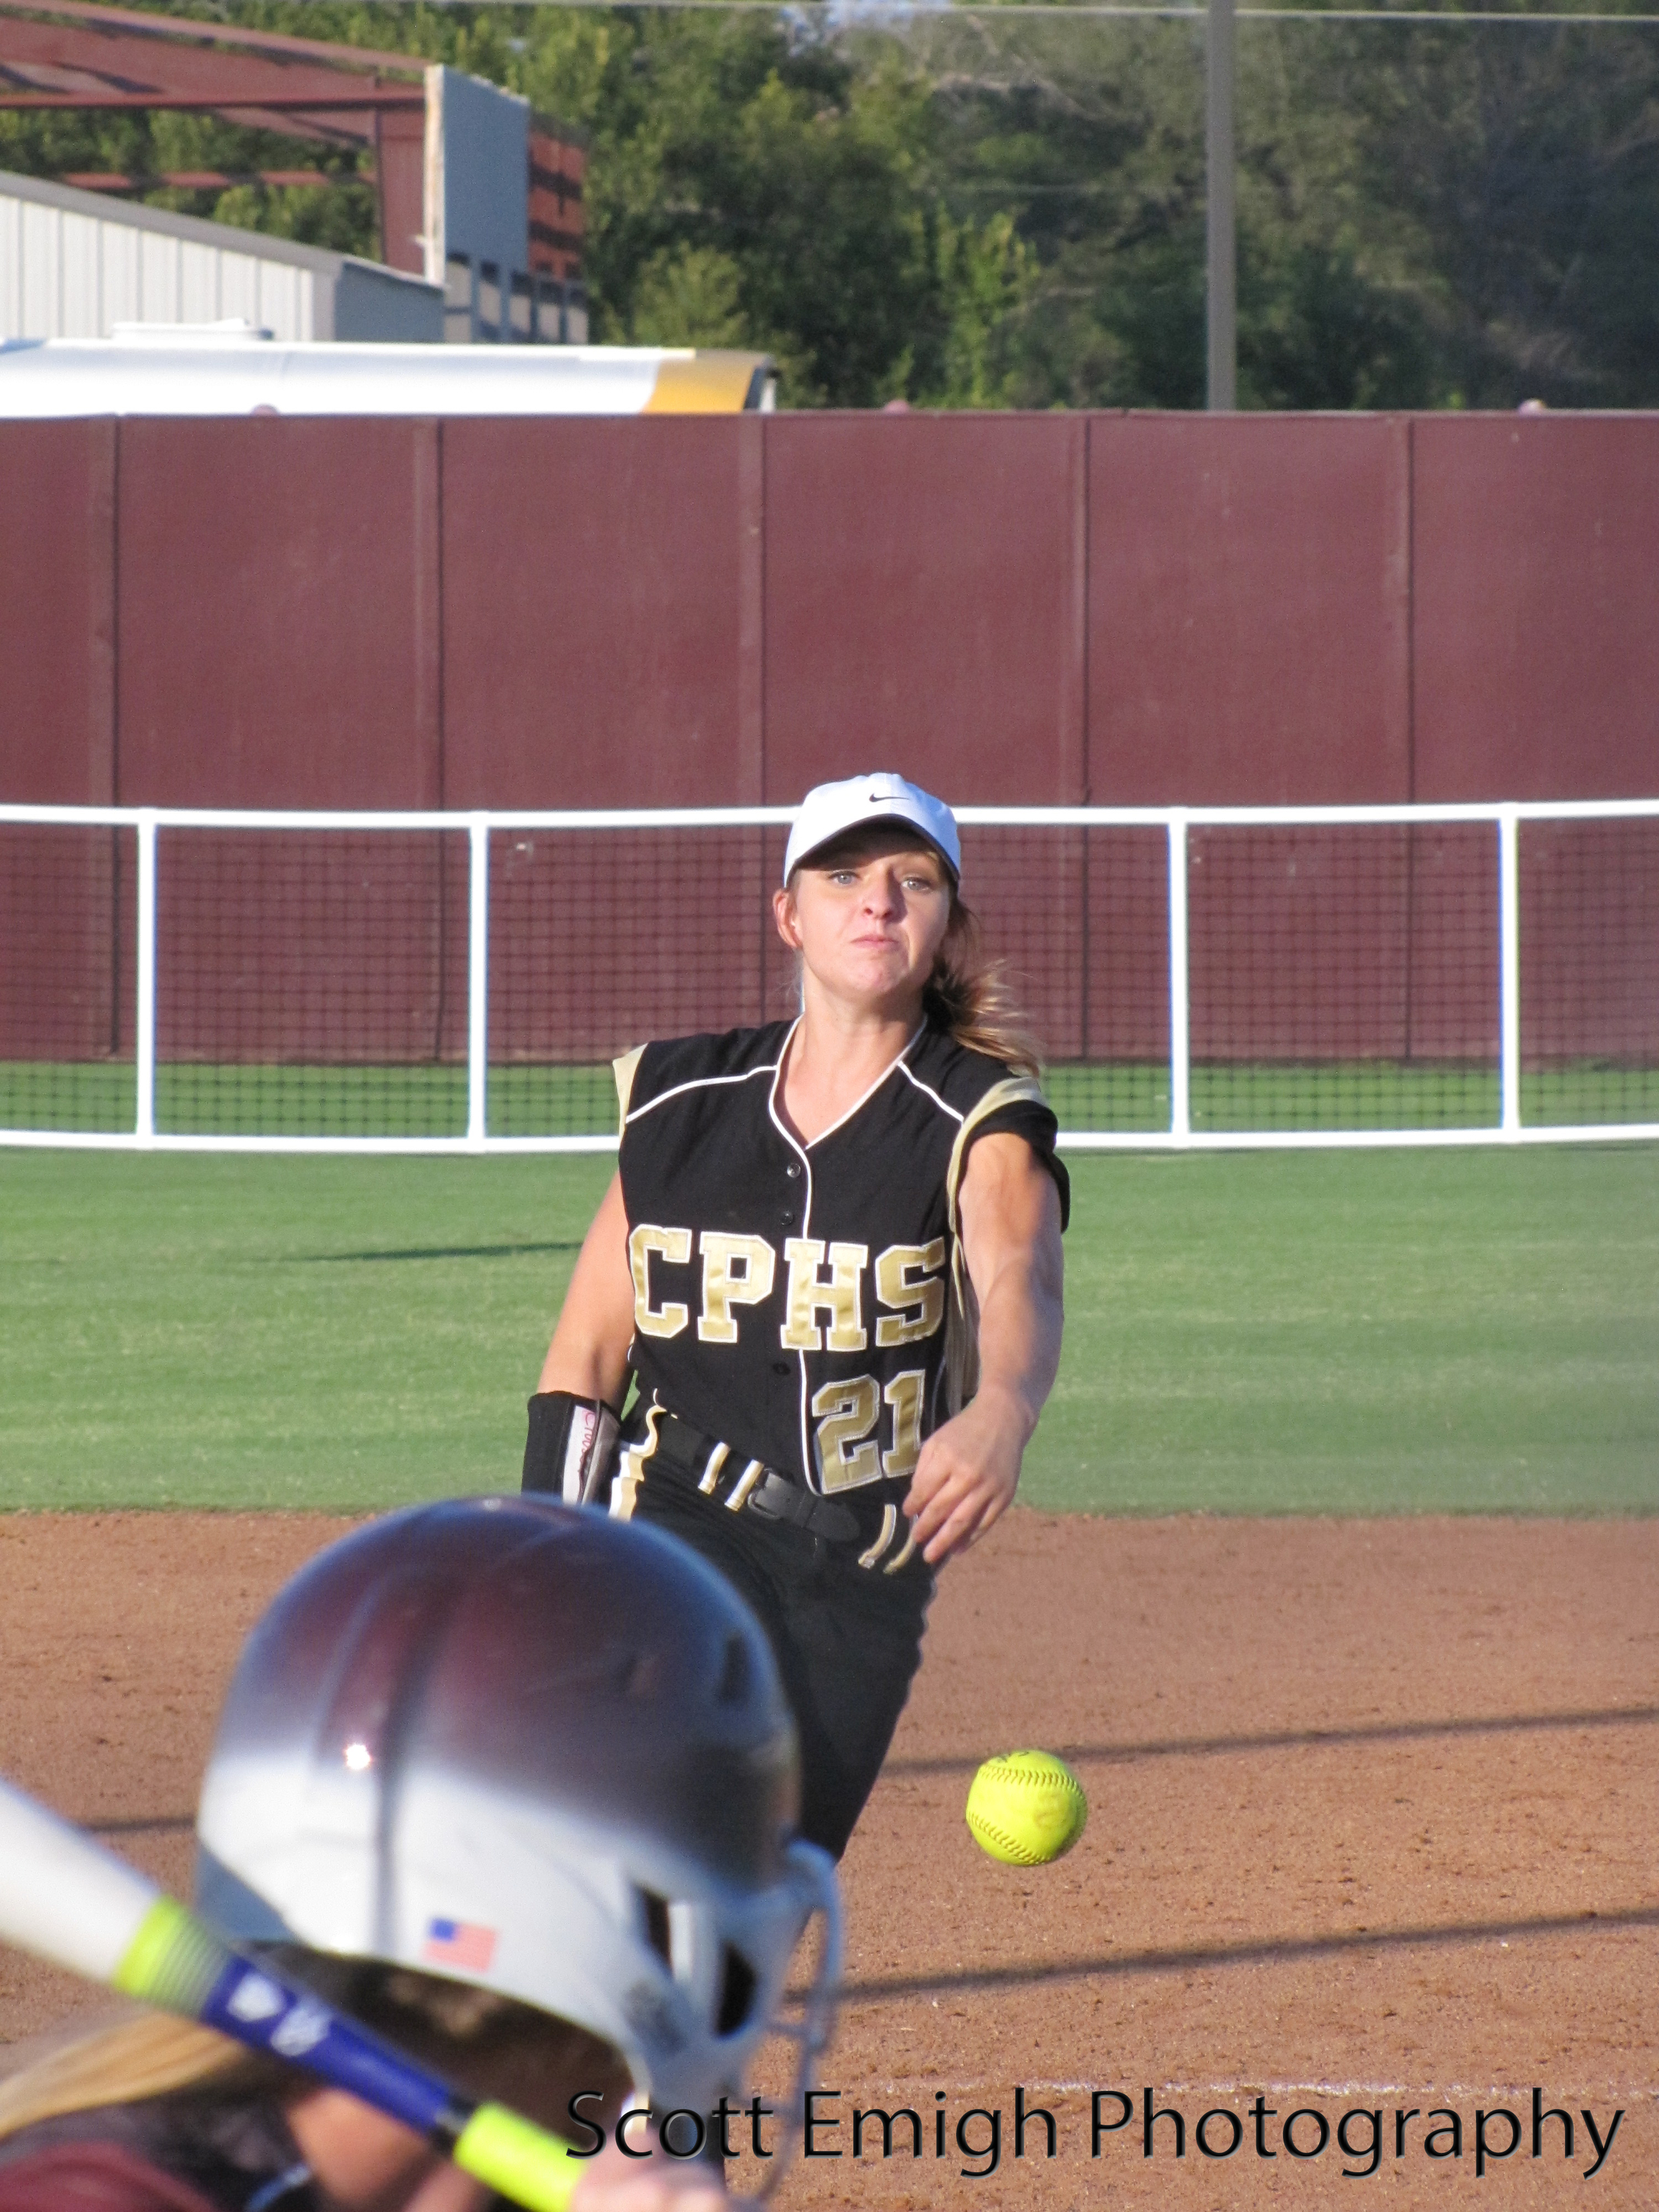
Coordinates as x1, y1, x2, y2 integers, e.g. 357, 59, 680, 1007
193, 1496, 839, 2139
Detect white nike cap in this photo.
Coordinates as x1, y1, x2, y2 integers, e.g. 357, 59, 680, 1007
783, 772, 961, 885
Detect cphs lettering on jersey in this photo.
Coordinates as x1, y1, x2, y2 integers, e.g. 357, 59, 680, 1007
630, 1226, 943, 1353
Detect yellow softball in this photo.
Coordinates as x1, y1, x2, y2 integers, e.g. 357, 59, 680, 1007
964, 1749, 1087, 1866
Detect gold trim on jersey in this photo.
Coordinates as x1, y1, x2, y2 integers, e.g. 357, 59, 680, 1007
610, 1400, 664, 1522
857, 1504, 899, 1571
613, 1043, 647, 1130
942, 1076, 1049, 1414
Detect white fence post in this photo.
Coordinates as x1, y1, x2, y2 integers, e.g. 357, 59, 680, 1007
467, 816, 490, 1146
135, 811, 157, 1144
1498, 806, 1522, 1137
1168, 810, 1192, 1142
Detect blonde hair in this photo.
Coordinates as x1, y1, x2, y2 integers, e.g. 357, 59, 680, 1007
0, 1956, 632, 2145
0, 2014, 272, 2140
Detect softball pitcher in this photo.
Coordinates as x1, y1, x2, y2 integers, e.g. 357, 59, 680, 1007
525, 773, 1068, 1859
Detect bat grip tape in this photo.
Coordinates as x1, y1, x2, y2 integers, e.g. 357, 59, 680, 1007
454, 2106, 585, 2212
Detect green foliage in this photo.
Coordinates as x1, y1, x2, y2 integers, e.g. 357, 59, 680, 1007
9, 1, 1659, 407
627, 244, 751, 349
925, 209, 1035, 408
0, 97, 378, 256
1343, 21, 1659, 406
1240, 241, 1437, 411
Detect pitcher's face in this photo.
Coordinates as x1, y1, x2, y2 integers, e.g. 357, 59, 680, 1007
774, 830, 954, 1012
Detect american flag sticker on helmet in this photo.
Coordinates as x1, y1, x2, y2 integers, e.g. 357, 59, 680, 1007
421, 1917, 498, 1972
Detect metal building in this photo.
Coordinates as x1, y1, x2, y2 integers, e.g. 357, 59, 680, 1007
0, 170, 443, 342
0, 1, 587, 343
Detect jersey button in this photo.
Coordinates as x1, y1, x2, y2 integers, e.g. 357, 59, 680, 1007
779, 1209, 796, 1227
772, 1360, 791, 1376
784, 1161, 802, 1180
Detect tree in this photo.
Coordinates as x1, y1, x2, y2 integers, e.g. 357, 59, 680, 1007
9, 0, 1659, 409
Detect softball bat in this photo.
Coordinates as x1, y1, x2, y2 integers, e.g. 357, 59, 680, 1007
0, 1771, 582, 2212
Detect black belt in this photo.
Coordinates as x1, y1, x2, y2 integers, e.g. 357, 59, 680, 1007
636, 1408, 921, 1574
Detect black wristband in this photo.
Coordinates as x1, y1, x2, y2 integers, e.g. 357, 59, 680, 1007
523, 1391, 620, 1505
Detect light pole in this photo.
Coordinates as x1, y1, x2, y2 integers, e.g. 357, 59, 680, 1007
1206, 0, 1236, 408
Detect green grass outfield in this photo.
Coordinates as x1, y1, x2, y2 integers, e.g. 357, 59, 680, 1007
1, 1145, 1654, 1515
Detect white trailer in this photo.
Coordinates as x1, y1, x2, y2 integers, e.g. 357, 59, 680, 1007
0, 323, 776, 416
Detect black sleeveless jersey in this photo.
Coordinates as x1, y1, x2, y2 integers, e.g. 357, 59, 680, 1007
613, 1018, 1068, 1503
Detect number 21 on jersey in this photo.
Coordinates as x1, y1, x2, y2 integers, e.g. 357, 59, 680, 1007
810, 1370, 926, 1492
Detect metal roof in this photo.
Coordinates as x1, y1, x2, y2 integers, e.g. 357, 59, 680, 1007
1, 167, 421, 280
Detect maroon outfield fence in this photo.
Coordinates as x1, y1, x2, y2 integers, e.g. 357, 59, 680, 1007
6, 413, 1659, 820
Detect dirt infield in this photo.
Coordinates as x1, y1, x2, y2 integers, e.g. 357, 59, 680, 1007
1, 1510, 1654, 2208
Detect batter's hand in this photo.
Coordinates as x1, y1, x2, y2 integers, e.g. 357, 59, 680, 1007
902, 1383, 1029, 1564
570, 2138, 733, 2210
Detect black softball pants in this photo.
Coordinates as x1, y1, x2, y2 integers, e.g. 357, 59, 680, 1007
624, 1466, 934, 1861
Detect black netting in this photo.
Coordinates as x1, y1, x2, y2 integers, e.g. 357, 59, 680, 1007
154, 829, 469, 1138
968, 825, 1171, 1134
1520, 817, 1659, 1127
489, 825, 791, 1136
3, 814, 1655, 1144
0, 822, 135, 1131
1187, 822, 1500, 1131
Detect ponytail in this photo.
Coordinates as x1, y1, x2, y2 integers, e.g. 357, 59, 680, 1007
922, 894, 1042, 1078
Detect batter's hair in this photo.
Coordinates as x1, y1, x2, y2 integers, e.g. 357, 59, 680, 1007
0, 1957, 630, 2144
0, 2014, 267, 2140
924, 891, 1043, 1078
